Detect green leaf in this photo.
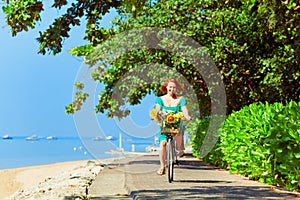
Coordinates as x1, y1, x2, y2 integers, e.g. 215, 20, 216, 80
294, 152, 300, 159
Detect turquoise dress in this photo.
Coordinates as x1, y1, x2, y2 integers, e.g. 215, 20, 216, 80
156, 96, 187, 141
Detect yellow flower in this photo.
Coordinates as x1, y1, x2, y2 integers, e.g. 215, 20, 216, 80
149, 108, 158, 121
171, 112, 182, 121
174, 112, 184, 119
171, 127, 179, 134
166, 114, 175, 124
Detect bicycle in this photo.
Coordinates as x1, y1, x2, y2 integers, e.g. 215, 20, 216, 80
157, 111, 185, 183
162, 131, 178, 183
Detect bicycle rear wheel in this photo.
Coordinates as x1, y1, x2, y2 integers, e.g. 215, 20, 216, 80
167, 138, 174, 183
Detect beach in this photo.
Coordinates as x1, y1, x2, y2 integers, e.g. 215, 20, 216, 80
0, 135, 157, 199
0, 160, 104, 200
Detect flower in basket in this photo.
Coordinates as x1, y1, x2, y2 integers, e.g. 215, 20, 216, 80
174, 112, 184, 121
162, 111, 184, 134
166, 113, 175, 123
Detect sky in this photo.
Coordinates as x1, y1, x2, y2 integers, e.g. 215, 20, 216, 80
0, 2, 157, 138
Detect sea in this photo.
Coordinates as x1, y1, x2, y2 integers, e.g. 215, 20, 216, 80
0, 134, 158, 170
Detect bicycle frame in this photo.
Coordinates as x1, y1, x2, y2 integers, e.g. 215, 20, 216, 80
165, 133, 178, 183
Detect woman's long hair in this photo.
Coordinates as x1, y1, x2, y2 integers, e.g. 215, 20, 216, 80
159, 78, 184, 93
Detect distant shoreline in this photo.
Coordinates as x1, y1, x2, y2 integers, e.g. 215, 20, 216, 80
0, 136, 156, 170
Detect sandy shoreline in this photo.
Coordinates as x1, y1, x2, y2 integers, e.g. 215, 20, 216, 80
0, 160, 98, 199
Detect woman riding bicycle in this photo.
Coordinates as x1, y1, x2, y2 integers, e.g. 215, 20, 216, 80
155, 78, 191, 175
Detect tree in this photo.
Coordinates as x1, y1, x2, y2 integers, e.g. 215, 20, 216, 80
67, 0, 299, 117
2, 0, 299, 117
1, 0, 147, 54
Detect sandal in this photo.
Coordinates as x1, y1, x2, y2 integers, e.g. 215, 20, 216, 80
156, 167, 166, 175
177, 150, 184, 158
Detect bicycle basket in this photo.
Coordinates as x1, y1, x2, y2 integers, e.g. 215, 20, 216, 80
160, 119, 183, 136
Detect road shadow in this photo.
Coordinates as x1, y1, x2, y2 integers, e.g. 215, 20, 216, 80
130, 186, 300, 199
125, 155, 218, 171
173, 180, 232, 184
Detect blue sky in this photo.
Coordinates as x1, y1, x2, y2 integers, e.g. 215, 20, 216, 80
0, 3, 157, 138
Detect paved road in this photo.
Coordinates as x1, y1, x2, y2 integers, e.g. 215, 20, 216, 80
88, 153, 300, 199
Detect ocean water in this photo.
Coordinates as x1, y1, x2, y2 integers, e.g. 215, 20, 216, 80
0, 135, 157, 170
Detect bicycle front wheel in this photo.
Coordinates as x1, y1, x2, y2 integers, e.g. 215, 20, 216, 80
167, 138, 174, 183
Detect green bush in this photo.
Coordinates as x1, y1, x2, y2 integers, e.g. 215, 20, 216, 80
191, 101, 300, 192
187, 118, 209, 156
187, 117, 227, 168
266, 101, 300, 190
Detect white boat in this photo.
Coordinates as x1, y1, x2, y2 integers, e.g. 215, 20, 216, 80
26, 135, 38, 141
105, 136, 113, 140
2, 134, 12, 139
46, 136, 57, 140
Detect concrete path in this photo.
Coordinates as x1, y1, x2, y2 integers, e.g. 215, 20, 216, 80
88, 153, 300, 199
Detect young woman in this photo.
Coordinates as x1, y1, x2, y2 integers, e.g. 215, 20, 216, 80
155, 78, 191, 175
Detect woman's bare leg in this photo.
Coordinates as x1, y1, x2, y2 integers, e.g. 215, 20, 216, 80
174, 130, 184, 157
174, 131, 183, 151
159, 140, 167, 168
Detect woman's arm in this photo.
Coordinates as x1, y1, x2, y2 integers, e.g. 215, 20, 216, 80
155, 104, 161, 112
179, 97, 191, 121
155, 104, 164, 121
181, 105, 191, 121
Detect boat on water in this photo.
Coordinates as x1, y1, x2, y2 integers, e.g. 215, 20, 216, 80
2, 134, 12, 139
26, 135, 38, 141
46, 136, 57, 140
105, 136, 113, 140
93, 136, 113, 140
